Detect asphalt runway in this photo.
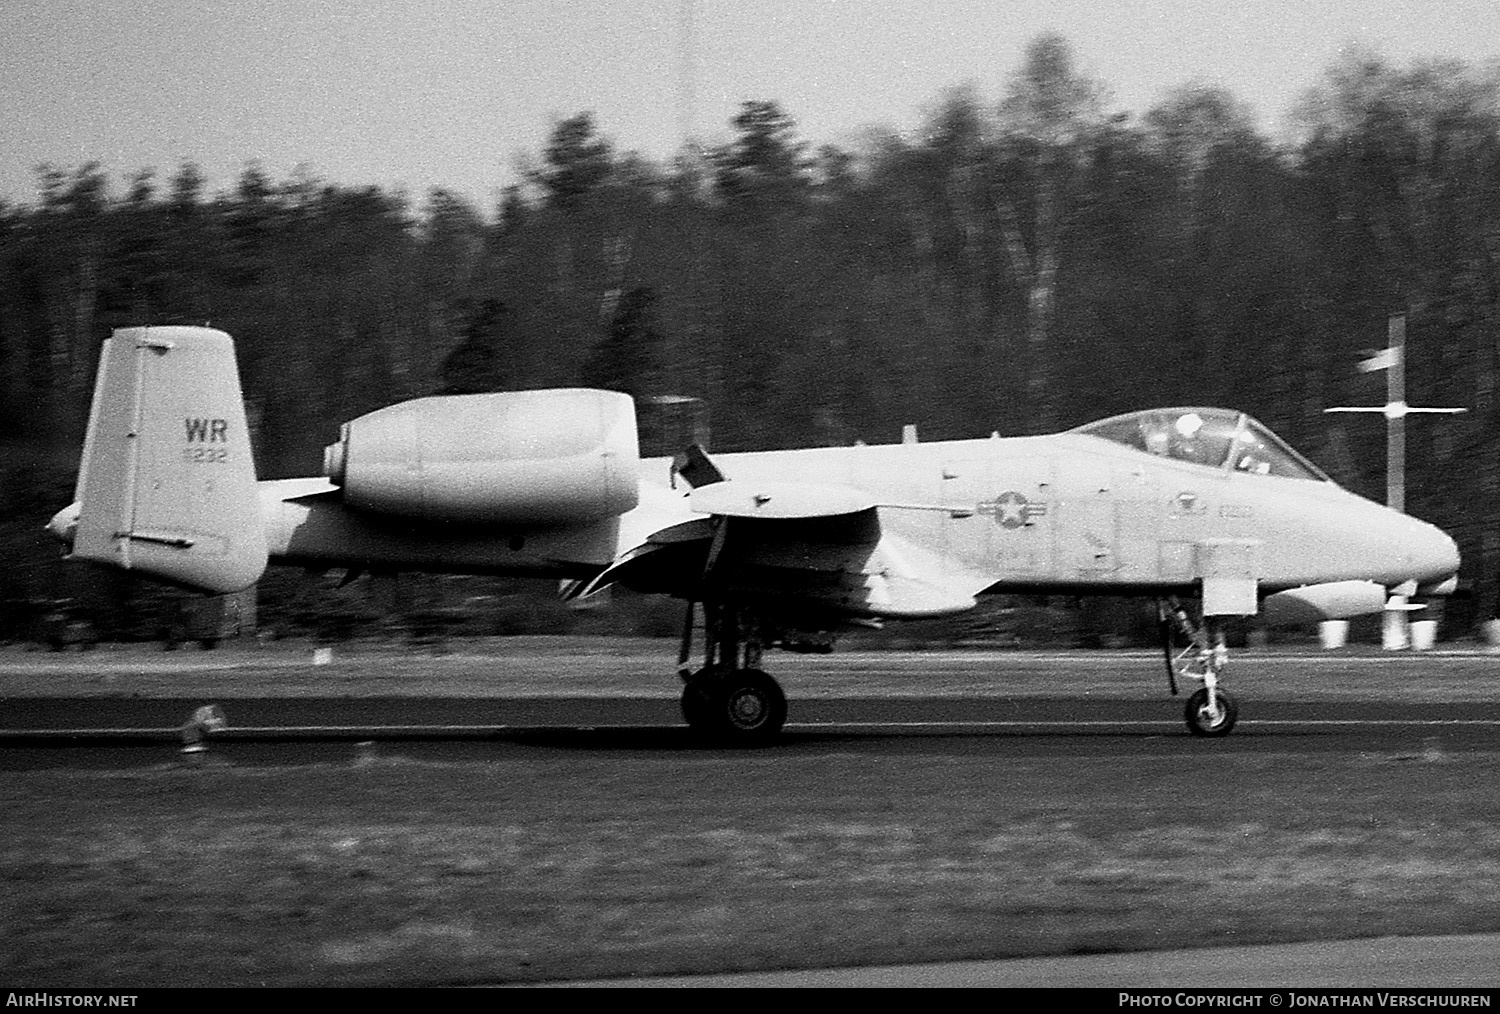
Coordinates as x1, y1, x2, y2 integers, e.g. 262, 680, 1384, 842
5, 642, 1500, 768
546, 933, 1500, 988
5, 693, 1500, 770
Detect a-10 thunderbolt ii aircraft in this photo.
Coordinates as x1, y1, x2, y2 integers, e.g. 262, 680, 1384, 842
48, 326, 1460, 742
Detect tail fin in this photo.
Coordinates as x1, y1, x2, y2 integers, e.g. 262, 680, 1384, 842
70, 326, 267, 593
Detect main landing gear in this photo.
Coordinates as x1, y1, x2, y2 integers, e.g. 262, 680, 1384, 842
1160, 599, 1239, 737
677, 601, 788, 744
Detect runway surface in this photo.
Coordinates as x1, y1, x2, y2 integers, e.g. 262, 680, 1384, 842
5, 696, 1500, 769
550, 933, 1500, 988
4, 641, 1500, 766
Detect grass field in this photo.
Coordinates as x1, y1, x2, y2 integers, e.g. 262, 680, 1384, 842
4, 737, 1499, 985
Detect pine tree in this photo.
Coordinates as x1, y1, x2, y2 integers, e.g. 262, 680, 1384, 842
582, 286, 660, 398
439, 299, 510, 394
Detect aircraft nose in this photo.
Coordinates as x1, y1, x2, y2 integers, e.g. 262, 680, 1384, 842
1338, 499, 1460, 590
1411, 518, 1460, 587
1380, 509, 1459, 589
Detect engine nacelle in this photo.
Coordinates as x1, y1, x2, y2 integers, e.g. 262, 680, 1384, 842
323, 388, 640, 525
1261, 580, 1388, 627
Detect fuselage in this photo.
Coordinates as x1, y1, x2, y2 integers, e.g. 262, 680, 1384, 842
656, 432, 1459, 596
243, 424, 1458, 601
51, 411, 1459, 603
254, 476, 626, 579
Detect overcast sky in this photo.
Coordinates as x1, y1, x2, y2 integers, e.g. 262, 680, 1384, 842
4, 0, 1499, 210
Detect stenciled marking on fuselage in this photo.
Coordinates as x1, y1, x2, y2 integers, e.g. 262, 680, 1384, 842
1171, 491, 1206, 515
183, 417, 231, 462
977, 491, 1048, 529
184, 417, 229, 442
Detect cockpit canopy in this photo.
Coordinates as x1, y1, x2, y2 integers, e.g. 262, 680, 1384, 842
1073, 408, 1330, 482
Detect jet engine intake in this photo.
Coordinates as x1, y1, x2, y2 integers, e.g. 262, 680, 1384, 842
323, 389, 640, 525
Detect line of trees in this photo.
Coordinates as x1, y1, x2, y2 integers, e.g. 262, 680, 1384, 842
4, 34, 1500, 624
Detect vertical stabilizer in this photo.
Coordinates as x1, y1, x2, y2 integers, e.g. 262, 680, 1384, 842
71, 326, 267, 593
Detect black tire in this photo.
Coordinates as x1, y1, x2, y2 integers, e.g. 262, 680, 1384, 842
680, 677, 714, 731
1185, 687, 1238, 737
685, 668, 787, 743
716, 669, 787, 742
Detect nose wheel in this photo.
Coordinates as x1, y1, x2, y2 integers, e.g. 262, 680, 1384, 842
1184, 686, 1238, 737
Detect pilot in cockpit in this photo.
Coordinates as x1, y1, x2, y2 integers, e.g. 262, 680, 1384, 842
1168, 412, 1206, 462
1075, 410, 1330, 483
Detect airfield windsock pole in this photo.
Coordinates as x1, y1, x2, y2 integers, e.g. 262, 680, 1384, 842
1325, 313, 1466, 648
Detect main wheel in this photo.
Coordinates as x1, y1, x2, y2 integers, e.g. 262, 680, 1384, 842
680, 677, 714, 731
1184, 687, 1238, 737
719, 669, 786, 740
685, 668, 785, 743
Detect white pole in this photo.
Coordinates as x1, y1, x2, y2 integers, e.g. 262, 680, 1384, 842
1384, 315, 1409, 650
1325, 313, 1464, 650
1387, 314, 1405, 513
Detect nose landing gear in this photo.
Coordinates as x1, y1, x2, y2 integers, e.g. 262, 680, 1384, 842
1161, 599, 1240, 737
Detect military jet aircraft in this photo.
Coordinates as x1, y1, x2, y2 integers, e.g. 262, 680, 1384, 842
49, 326, 1460, 742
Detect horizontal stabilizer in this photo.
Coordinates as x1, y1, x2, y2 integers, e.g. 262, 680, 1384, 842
71, 327, 267, 594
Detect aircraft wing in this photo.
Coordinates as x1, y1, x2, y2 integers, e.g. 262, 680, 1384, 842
584, 470, 987, 621
689, 479, 875, 519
